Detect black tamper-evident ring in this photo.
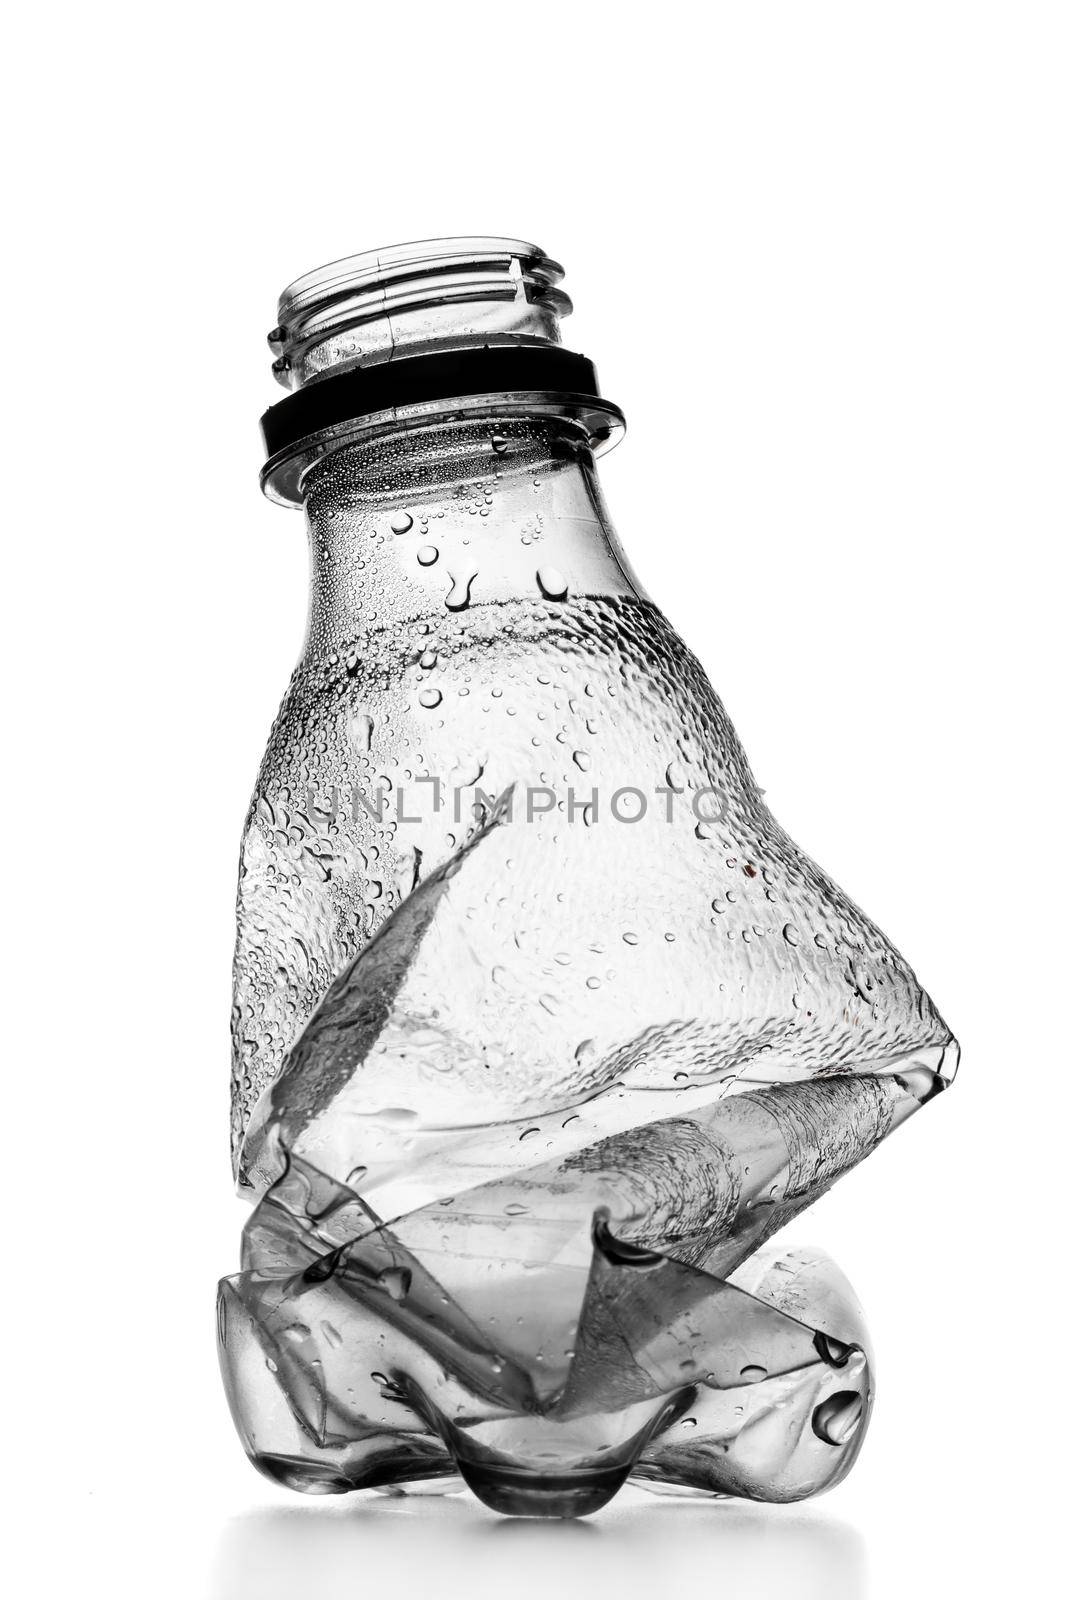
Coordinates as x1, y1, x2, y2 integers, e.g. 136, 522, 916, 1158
258, 345, 624, 504
261, 346, 601, 457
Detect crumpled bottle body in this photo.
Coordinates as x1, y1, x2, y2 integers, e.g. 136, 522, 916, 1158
224, 413, 955, 1516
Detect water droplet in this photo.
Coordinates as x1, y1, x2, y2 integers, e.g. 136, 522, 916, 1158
390, 511, 414, 534
739, 1364, 768, 1384
783, 923, 801, 946
519, 1127, 540, 1141
321, 1321, 343, 1349
418, 687, 442, 709
679, 1416, 698, 1429
417, 545, 439, 566
445, 568, 477, 610
350, 712, 374, 753
504, 1202, 529, 1217
376, 1106, 418, 1126
536, 565, 569, 600
419, 649, 437, 669
491, 432, 508, 454
812, 1390, 864, 1446
379, 1268, 412, 1302
573, 750, 591, 771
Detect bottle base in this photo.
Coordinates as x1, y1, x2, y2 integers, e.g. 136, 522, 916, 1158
454, 1460, 632, 1519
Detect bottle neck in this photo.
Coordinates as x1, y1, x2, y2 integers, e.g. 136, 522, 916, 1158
270, 237, 571, 389
299, 415, 643, 655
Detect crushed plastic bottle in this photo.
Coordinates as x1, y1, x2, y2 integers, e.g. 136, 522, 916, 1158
221, 237, 956, 1517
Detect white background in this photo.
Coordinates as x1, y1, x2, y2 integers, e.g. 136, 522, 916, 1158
4, 4, 1063, 1596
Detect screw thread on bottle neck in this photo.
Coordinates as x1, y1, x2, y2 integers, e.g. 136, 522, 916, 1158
269, 236, 572, 391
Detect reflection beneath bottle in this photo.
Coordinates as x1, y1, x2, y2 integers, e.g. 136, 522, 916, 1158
212, 1490, 867, 1600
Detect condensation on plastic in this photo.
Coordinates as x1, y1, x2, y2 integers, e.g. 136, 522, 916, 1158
222, 239, 956, 1518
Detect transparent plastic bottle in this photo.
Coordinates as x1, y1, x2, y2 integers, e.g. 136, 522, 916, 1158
221, 238, 956, 1516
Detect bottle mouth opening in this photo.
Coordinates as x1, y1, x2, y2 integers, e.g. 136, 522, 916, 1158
270, 236, 573, 390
